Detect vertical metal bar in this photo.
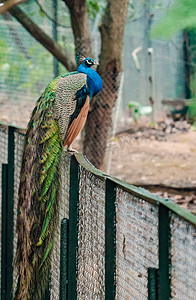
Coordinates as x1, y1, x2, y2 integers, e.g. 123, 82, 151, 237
105, 179, 117, 300
67, 155, 79, 300
158, 203, 171, 300
60, 218, 69, 300
1, 164, 8, 299
7, 126, 15, 299
148, 268, 158, 300
52, 0, 59, 78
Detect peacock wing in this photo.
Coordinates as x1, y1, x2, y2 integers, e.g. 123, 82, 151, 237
64, 94, 90, 148
54, 72, 88, 142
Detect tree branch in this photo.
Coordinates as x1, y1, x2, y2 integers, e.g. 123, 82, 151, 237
0, 0, 28, 14
6, 5, 76, 71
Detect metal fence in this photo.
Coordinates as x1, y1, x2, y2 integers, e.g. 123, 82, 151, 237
1, 0, 194, 173
0, 123, 196, 299
0, 0, 190, 122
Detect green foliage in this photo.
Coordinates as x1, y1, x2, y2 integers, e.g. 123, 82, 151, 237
188, 73, 196, 128
127, 1, 135, 19
87, 0, 106, 19
0, 35, 68, 100
188, 98, 196, 128
151, 0, 196, 39
128, 101, 152, 124
0, 39, 23, 93
151, 0, 196, 125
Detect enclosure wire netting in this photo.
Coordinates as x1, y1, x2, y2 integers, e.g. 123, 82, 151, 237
0, 126, 8, 295
115, 188, 159, 300
13, 131, 25, 293
77, 167, 105, 299
170, 213, 196, 300
50, 154, 70, 299
0, 0, 72, 103
0, 0, 191, 173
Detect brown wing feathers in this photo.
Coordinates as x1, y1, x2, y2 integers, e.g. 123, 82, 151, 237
64, 95, 90, 148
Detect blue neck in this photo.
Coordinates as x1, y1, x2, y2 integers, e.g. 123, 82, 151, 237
77, 64, 102, 97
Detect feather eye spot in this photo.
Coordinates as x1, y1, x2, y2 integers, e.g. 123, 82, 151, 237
41, 167, 46, 175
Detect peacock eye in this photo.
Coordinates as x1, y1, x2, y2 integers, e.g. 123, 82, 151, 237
86, 59, 92, 65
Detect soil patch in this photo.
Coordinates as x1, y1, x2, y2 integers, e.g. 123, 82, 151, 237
109, 120, 196, 214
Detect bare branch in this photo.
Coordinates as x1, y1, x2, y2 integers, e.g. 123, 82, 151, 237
5, 5, 76, 71
0, 0, 28, 14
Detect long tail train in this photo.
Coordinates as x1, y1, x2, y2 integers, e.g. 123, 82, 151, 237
15, 79, 62, 299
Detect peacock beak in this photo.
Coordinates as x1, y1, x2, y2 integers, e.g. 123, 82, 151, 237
94, 60, 99, 65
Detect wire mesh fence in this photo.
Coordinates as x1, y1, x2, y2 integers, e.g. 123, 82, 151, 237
0, 1, 196, 299
0, 124, 196, 299
77, 168, 105, 299
1, 0, 195, 172
0, 0, 191, 116
170, 214, 196, 299
0, 0, 72, 103
115, 188, 159, 299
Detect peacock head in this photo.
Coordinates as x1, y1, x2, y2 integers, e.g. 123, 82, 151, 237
76, 53, 99, 68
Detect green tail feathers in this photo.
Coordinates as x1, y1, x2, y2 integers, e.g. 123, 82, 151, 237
15, 81, 63, 299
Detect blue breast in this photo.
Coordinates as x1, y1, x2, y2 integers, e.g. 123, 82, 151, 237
77, 64, 102, 98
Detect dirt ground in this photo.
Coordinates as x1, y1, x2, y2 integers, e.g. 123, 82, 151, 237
109, 125, 196, 214
1, 99, 196, 213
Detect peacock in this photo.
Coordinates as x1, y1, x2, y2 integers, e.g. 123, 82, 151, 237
15, 54, 102, 299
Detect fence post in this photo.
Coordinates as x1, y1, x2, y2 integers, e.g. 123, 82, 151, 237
7, 126, 15, 299
60, 218, 69, 300
1, 164, 8, 299
105, 179, 117, 300
67, 155, 79, 300
148, 268, 158, 300
1, 127, 15, 299
158, 203, 171, 299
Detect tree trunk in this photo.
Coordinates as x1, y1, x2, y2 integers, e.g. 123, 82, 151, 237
4, 0, 129, 169
64, 0, 92, 57
83, 0, 129, 169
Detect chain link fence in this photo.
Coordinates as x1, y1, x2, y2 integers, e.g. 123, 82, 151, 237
1, 0, 194, 170
0, 124, 196, 299
0, 0, 73, 103
0, 0, 190, 116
